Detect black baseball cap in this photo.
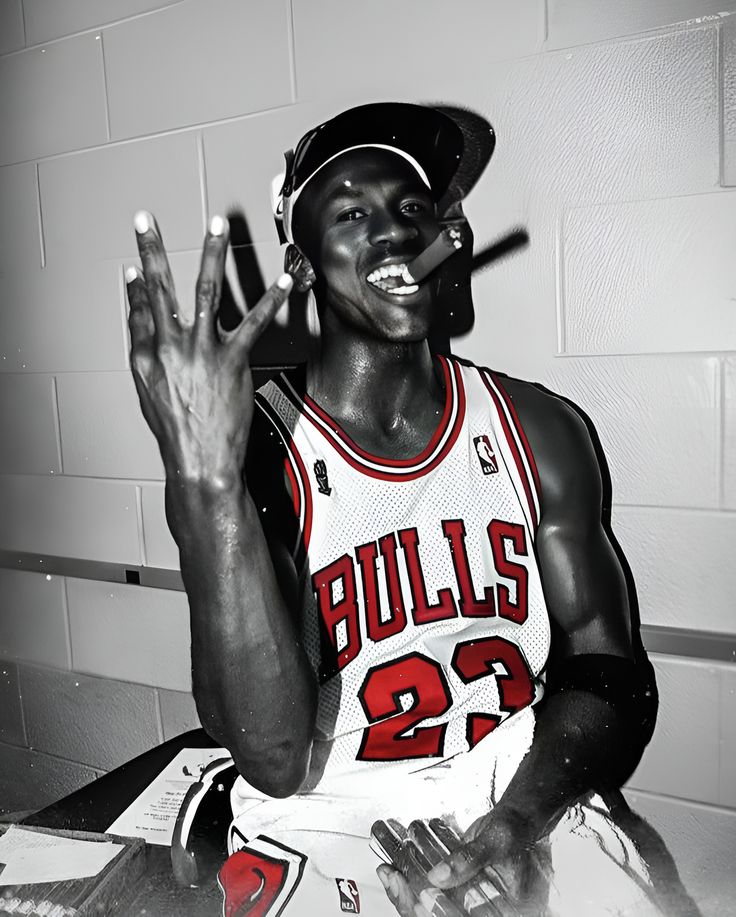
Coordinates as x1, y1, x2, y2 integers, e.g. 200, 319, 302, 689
273, 102, 467, 243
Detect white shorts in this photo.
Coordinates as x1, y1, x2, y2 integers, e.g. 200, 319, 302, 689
226, 711, 663, 916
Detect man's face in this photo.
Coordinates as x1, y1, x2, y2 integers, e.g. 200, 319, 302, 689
292, 149, 443, 342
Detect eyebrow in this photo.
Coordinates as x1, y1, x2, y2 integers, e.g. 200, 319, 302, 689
326, 179, 430, 205
325, 186, 364, 203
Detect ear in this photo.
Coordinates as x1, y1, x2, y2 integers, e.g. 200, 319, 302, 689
284, 244, 316, 293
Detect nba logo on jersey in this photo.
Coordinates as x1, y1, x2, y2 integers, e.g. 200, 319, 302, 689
473, 434, 498, 474
336, 878, 360, 912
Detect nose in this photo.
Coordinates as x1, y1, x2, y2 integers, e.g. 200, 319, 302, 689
368, 208, 419, 249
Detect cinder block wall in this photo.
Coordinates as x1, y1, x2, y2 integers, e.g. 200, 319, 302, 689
1, 0, 734, 852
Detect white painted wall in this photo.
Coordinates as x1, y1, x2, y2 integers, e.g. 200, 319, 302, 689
0, 7, 734, 883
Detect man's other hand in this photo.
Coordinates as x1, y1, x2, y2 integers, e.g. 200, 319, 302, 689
374, 815, 549, 916
425, 809, 551, 916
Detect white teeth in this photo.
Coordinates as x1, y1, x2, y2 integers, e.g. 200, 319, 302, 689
366, 263, 408, 285
366, 279, 419, 295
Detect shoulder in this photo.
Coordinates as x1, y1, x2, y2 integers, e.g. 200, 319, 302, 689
450, 357, 596, 476
485, 369, 604, 518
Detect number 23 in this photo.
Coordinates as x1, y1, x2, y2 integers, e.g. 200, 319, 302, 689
357, 636, 535, 761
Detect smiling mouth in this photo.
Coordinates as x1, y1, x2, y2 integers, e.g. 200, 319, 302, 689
366, 263, 419, 296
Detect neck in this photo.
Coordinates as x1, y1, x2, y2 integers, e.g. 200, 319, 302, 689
307, 325, 442, 433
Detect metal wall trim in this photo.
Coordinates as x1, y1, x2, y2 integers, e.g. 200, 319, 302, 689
0, 550, 184, 591
1, 550, 733, 662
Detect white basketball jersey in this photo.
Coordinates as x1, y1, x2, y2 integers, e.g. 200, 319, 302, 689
254, 355, 551, 785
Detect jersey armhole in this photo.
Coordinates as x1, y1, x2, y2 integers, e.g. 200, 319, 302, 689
475, 366, 543, 534
245, 403, 304, 568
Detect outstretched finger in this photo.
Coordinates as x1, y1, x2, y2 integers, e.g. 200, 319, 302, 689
194, 215, 230, 347
236, 272, 293, 348
427, 837, 490, 889
133, 209, 178, 337
125, 266, 154, 353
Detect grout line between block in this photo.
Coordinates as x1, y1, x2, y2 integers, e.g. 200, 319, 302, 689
153, 688, 165, 744
4, 100, 297, 168
555, 348, 736, 360
717, 358, 726, 509
98, 30, 112, 142
286, 0, 298, 102
61, 576, 74, 671
542, 0, 549, 45
554, 213, 566, 354
34, 162, 46, 268
50, 375, 64, 474
15, 662, 29, 747
19, 0, 27, 47
119, 264, 131, 370
613, 503, 735, 516
135, 484, 148, 567
0, 736, 108, 774
716, 17, 728, 189
10, 1, 184, 55
196, 131, 209, 232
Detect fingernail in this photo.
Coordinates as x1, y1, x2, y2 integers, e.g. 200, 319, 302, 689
377, 871, 390, 890
428, 863, 451, 884
133, 210, 152, 234
124, 266, 138, 284
209, 215, 226, 236
276, 272, 293, 291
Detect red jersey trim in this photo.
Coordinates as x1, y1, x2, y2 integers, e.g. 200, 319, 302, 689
489, 372, 542, 505
279, 355, 466, 482
255, 393, 313, 561
479, 370, 540, 533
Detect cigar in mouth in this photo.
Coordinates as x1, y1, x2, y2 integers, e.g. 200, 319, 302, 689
402, 225, 463, 285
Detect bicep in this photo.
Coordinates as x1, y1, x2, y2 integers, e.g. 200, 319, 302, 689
536, 514, 632, 659
512, 386, 633, 660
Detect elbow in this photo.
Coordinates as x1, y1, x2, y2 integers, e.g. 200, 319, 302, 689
234, 744, 311, 799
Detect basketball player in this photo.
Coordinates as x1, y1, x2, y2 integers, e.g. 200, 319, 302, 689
126, 104, 693, 916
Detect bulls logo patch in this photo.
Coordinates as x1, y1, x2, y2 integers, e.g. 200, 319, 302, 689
336, 878, 360, 913
219, 832, 307, 917
473, 434, 498, 475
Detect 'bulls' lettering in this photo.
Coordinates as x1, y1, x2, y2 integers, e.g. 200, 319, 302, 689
311, 519, 531, 673
356, 540, 407, 642
488, 520, 529, 624
311, 554, 361, 672
442, 519, 496, 617
399, 527, 457, 625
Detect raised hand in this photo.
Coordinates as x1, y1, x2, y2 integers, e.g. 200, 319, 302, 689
126, 210, 293, 488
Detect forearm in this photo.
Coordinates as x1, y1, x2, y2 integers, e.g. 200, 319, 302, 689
493, 688, 645, 841
165, 478, 317, 797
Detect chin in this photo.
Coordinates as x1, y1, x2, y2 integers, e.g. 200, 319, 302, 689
374, 314, 431, 343
375, 290, 437, 340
